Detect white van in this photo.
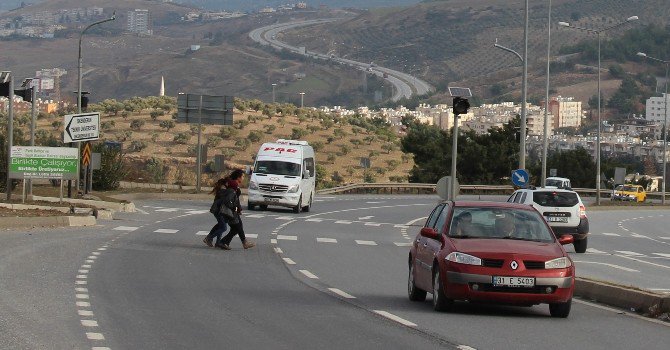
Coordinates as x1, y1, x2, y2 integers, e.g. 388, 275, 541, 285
247, 139, 316, 213
545, 177, 571, 190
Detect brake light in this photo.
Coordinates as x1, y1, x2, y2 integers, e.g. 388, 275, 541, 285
579, 204, 587, 218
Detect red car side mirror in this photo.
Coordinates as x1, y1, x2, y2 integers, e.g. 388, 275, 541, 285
420, 227, 441, 241
558, 235, 574, 245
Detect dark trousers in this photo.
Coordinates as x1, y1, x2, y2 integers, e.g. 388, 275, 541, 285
220, 219, 246, 245
206, 214, 228, 245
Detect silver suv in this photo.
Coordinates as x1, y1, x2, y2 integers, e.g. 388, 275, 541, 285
507, 188, 589, 253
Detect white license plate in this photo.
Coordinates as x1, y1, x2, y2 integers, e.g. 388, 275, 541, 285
265, 198, 280, 202
492, 276, 535, 287
546, 217, 568, 223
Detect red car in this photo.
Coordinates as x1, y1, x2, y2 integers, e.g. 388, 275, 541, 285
408, 201, 575, 318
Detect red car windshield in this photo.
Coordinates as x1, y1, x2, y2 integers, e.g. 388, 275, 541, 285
449, 207, 555, 242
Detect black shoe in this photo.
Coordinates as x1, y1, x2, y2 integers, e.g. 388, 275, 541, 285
216, 243, 231, 250
203, 237, 213, 247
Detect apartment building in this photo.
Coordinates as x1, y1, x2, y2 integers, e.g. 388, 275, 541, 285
646, 93, 669, 122
547, 96, 582, 129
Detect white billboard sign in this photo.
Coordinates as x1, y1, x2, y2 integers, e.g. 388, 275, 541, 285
64, 112, 100, 143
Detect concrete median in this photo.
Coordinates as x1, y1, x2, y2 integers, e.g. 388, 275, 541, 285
0, 215, 96, 229
575, 277, 670, 317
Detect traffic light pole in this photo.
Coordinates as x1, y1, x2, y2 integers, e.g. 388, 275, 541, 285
450, 112, 459, 201
28, 86, 36, 196
5, 75, 13, 201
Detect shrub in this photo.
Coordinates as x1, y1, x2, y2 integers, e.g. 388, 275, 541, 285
130, 119, 145, 130
174, 132, 191, 144
129, 140, 148, 152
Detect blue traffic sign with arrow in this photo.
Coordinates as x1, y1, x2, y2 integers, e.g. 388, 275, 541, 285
512, 169, 529, 187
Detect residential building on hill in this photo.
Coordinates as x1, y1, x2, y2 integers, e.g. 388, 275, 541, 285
127, 9, 152, 36
646, 93, 669, 122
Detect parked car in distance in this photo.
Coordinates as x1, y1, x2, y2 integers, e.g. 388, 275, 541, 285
612, 184, 646, 202
408, 201, 575, 318
507, 188, 589, 253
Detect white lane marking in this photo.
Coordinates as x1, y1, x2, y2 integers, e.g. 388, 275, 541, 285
92, 347, 111, 350
615, 251, 644, 256
631, 233, 648, 238
81, 320, 99, 327
245, 214, 267, 218
270, 239, 277, 244
78, 270, 89, 274
585, 248, 607, 254
85, 260, 94, 264
156, 208, 180, 212
195, 231, 208, 236
358, 216, 374, 220
283, 258, 296, 265
92, 252, 101, 256
76, 275, 87, 279
601, 232, 620, 236
76, 294, 89, 299
573, 260, 639, 272
276, 216, 294, 220
154, 229, 179, 233
373, 310, 417, 327
299, 270, 319, 279
574, 298, 670, 327
78, 310, 94, 316
245, 234, 258, 239
355, 240, 377, 246
75, 288, 88, 292
317, 238, 338, 243
394, 224, 409, 228
277, 235, 298, 241
87, 256, 98, 260
97, 248, 107, 251
364, 223, 381, 226
305, 218, 323, 222
653, 253, 670, 258
82, 265, 91, 268
86, 332, 105, 340
185, 210, 208, 214
76, 281, 88, 285
335, 220, 352, 224
406, 216, 428, 225
394, 242, 412, 247
660, 237, 670, 240
328, 288, 356, 299
614, 255, 670, 270
274, 248, 283, 254
135, 208, 150, 215
113, 226, 139, 231
649, 288, 670, 292
303, 203, 429, 219
76, 301, 90, 307
457, 346, 478, 350
366, 201, 385, 204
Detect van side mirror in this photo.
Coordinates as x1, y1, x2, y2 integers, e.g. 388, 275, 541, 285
303, 169, 310, 179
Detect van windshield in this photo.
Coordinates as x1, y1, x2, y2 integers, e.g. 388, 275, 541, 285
546, 179, 566, 188
254, 161, 301, 176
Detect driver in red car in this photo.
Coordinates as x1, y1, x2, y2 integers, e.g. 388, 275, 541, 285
495, 216, 516, 237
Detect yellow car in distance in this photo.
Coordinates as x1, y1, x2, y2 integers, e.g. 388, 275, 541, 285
612, 184, 646, 202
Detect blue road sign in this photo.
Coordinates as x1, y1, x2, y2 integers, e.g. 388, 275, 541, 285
512, 169, 530, 187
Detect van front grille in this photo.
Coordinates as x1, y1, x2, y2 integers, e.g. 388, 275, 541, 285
259, 184, 288, 193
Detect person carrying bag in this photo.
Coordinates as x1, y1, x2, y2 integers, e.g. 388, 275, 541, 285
216, 169, 255, 250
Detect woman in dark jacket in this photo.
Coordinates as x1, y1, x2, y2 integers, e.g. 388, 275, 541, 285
217, 169, 255, 250
203, 177, 229, 247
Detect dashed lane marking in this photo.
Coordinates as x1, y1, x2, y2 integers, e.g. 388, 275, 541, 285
245, 214, 267, 218
653, 253, 670, 258
86, 333, 104, 340
277, 235, 297, 241
245, 234, 258, 239
154, 228, 179, 233
195, 231, 208, 236
113, 226, 139, 231
373, 310, 417, 327
457, 346, 478, 350
81, 320, 99, 327
615, 251, 644, 256
601, 232, 621, 236
274, 248, 283, 254
299, 270, 319, 279
364, 223, 381, 226
355, 240, 377, 246
328, 288, 356, 299
78, 310, 94, 316
660, 237, 670, 240
573, 261, 639, 272
283, 258, 296, 265
276, 216, 294, 220
305, 218, 323, 222
155, 208, 180, 212
585, 248, 607, 254
317, 238, 338, 243
394, 242, 412, 247
76, 301, 90, 307
335, 220, 352, 224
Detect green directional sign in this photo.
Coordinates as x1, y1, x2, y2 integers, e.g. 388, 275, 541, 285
9, 146, 79, 180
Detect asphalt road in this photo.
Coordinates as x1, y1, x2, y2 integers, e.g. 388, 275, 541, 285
1, 194, 668, 349
249, 19, 434, 101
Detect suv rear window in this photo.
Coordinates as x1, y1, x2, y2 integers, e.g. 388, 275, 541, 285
533, 191, 578, 207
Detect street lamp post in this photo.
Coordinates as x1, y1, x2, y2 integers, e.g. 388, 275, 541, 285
494, 39, 527, 170
637, 52, 669, 205
559, 16, 638, 205
75, 12, 114, 197
299, 92, 305, 108
272, 83, 277, 104
542, 0, 553, 188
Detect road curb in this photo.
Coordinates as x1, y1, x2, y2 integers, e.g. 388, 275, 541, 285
575, 277, 670, 316
0, 215, 96, 229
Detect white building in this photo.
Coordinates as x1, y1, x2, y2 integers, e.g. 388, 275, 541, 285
548, 96, 582, 129
646, 93, 669, 122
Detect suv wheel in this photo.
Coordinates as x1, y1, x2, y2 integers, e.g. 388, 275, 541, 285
573, 237, 588, 253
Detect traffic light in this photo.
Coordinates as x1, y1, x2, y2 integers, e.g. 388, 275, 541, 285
81, 95, 89, 110
0, 81, 8, 97
13, 87, 33, 102
453, 97, 470, 115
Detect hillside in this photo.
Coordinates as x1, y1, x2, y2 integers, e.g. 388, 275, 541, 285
18, 97, 413, 188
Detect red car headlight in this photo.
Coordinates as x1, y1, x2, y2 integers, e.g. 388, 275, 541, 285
545, 257, 572, 269
446, 252, 482, 266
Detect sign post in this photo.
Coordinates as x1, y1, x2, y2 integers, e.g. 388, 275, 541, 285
63, 112, 99, 195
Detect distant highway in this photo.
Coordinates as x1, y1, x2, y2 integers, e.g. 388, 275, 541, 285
249, 19, 434, 102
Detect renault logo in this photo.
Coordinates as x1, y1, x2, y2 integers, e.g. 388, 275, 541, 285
272, 185, 278, 191
510, 261, 519, 270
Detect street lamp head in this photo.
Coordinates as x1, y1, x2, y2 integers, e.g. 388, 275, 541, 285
558, 21, 570, 27
626, 16, 638, 22
636, 52, 647, 57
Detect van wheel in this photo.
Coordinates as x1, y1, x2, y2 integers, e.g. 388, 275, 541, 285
302, 194, 312, 212
573, 237, 588, 253
247, 203, 256, 210
293, 198, 302, 213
